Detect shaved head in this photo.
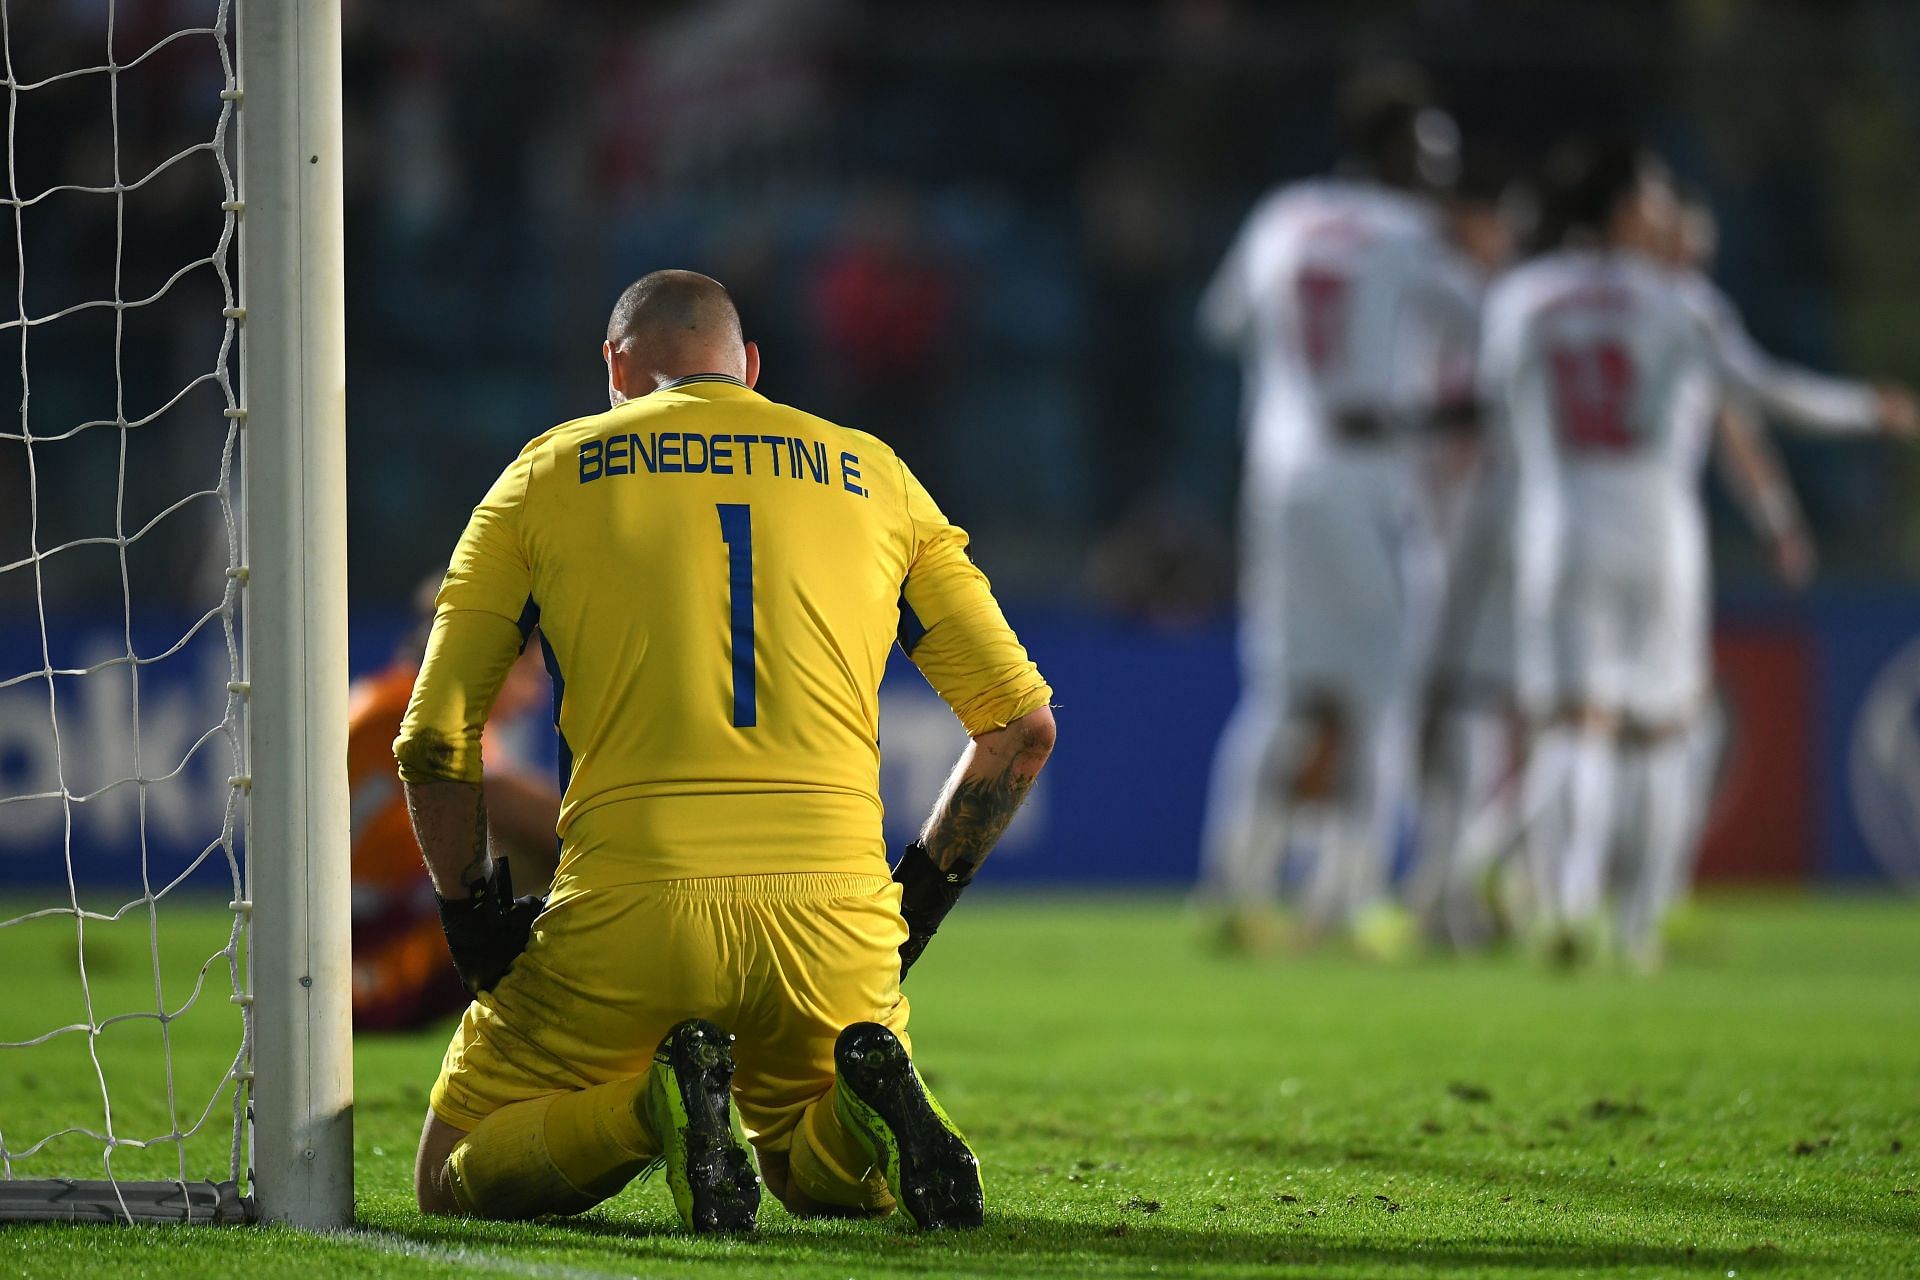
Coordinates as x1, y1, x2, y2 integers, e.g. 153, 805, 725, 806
607, 269, 741, 351
602, 270, 756, 403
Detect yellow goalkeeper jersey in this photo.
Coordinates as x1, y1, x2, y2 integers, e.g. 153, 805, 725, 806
393, 375, 1052, 889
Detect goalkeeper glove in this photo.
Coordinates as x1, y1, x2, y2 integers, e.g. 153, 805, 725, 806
892, 841, 973, 979
436, 858, 544, 997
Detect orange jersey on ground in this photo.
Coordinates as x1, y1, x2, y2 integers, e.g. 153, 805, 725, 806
348, 660, 468, 1029
349, 662, 427, 890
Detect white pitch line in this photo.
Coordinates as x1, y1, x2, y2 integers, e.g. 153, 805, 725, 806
330, 1228, 679, 1280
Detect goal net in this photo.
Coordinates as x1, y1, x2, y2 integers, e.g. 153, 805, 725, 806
0, 0, 350, 1227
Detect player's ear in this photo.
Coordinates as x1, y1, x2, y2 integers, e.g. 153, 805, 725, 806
603, 339, 628, 404
743, 340, 761, 390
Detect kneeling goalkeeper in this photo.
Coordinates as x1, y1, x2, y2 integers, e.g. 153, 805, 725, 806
396, 270, 1054, 1232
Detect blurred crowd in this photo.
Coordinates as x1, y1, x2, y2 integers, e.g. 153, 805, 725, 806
4, 0, 1920, 617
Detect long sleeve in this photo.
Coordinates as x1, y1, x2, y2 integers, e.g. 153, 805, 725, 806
1695, 281, 1878, 433
896, 462, 1052, 737
394, 452, 537, 784
1198, 197, 1275, 354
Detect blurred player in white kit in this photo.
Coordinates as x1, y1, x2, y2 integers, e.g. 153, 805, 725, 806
1482, 139, 1917, 966
1406, 158, 1527, 949
1414, 179, 1864, 950
1196, 66, 1480, 950
1632, 187, 1915, 952
1669, 195, 1818, 599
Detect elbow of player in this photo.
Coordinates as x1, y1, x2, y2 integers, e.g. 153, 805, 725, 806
1011, 705, 1057, 768
392, 728, 479, 786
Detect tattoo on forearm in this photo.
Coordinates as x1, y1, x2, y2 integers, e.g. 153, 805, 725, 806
404, 779, 492, 899
458, 792, 492, 892
923, 767, 1036, 874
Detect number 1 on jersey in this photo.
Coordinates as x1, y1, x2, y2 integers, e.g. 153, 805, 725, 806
716, 503, 756, 728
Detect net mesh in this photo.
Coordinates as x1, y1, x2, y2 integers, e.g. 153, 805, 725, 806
0, 0, 251, 1221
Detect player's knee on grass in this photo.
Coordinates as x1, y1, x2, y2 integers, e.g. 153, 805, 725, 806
763, 1148, 887, 1219
414, 1112, 466, 1215
432, 1079, 661, 1220
785, 1093, 896, 1217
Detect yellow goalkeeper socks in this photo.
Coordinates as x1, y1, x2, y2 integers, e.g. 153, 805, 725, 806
788, 1090, 895, 1214
447, 1075, 659, 1219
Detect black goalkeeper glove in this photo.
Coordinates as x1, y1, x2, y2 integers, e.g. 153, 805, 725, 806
892, 841, 973, 979
436, 858, 545, 997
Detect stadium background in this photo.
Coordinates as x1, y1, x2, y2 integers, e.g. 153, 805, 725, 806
5, 0, 1920, 892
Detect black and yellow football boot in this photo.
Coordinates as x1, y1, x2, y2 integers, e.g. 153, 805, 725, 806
832, 1022, 983, 1230
641, 1018, 761, 1233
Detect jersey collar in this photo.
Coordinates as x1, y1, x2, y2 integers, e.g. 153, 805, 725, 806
657, 372, 751, 393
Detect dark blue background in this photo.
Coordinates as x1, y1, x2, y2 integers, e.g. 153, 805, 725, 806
4, 600, 1918, 889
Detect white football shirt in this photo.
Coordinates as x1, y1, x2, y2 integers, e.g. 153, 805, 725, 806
1201, 177, 1481, 482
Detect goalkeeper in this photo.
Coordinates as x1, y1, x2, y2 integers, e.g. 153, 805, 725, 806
396, 270, 1054, 1233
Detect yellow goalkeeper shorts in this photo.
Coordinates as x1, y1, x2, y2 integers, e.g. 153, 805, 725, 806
428, 871, 911, 1155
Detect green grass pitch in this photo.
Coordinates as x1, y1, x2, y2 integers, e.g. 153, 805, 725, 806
2, 892, 1917, 1278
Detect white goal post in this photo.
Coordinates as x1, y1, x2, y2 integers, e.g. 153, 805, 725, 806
0, 0, 351, 1228
235, 0, 352, 1230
